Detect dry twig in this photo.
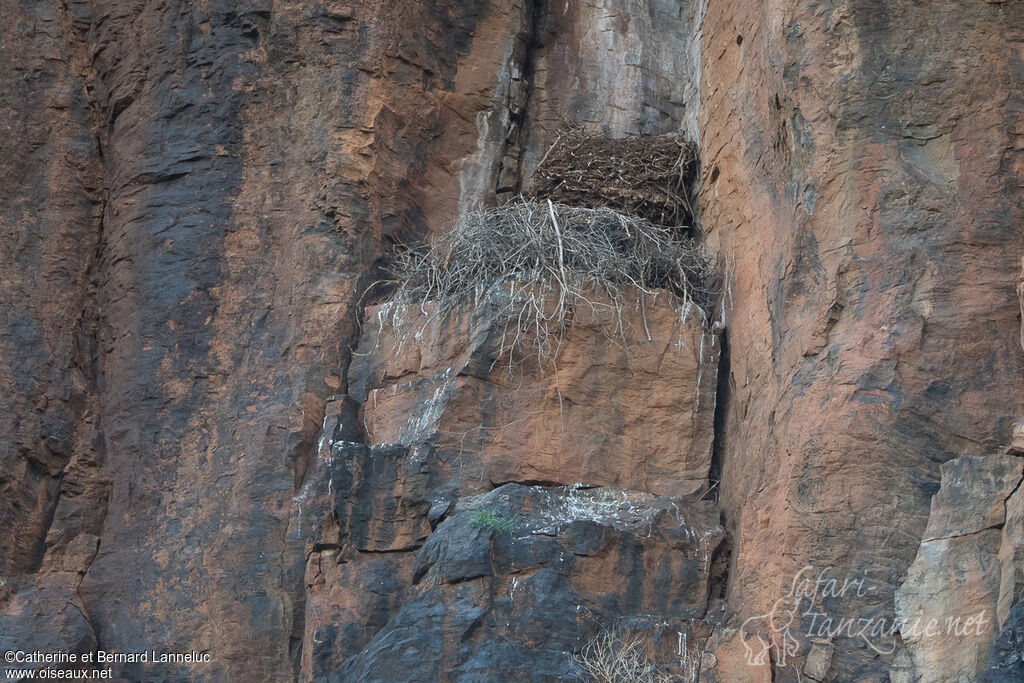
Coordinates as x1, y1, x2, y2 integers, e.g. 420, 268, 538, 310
379, 198, 714, 371
530, 130, 699, 229
575, 629, 685, 683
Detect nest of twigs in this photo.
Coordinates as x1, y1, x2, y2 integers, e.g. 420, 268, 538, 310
530, 129, 698, 229
381, 198, 713, 367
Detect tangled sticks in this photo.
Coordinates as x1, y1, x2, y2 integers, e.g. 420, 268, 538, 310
530, 130, 699, 230
379, 128, 710, 368
385, 199, 713, 367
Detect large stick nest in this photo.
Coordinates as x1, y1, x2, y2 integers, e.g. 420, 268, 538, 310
382, 199, 714, 366
529, 129, 699, 229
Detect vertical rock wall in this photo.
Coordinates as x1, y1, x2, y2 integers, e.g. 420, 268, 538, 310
2, 0, 711, 679
515, 0, 704, 183
0, 0, 105, 578
3, 0, 1024, 681
1, 0, 550, 680
698, 0, 1024, 679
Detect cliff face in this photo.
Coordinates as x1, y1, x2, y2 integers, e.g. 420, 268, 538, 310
698, 1, 1024, 680
1, 1, 1022, 682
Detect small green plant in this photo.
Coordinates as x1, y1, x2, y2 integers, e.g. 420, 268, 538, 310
469, 509, 517, 534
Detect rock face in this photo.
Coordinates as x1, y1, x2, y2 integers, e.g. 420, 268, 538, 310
698, 0, 1024, 679
1, 1, 571, 680
893, 455, 1023, 683
984, 599, 1024, 683
340, 483, 721, 682
0, 0, 104, 577
293, 290, 722, 680
351, 291, 718, 497
514, 0, 705, 184
3, 1, 1024, 682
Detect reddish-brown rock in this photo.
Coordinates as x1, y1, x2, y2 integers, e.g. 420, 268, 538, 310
998, 480, 1024, 630
292, 284, 722, 679
0, 0, 553, 679
0, 0, 105, 576
2, 0, 717, 678
3, 0, 1024, 681
351, 290, 718, 497
698, 628, 773, 683
699, 0, 1024, 679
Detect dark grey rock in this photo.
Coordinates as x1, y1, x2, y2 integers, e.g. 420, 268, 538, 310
983, 599, 1024, 682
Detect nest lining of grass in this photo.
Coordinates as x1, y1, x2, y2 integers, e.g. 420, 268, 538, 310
380, 198, 714, 369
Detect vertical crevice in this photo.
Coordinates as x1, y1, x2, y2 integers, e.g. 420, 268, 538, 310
41, 0, 111, 577
703, 323, 735, 627
286, 266, 378, 679
514, 0, 547, 190
495, 0, 546, 198
709, 327, 730, 495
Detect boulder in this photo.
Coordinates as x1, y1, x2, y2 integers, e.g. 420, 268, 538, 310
894, 455, 1023, 683
339, 483, 724, 682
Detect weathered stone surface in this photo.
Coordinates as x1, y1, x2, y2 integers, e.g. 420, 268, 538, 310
894, 534, 1000, 683
998, 481, 1024, 630
290, 413, 443, 676
296, 309, 720, 679
339, 483, 723, 682
0, 0, 104, 577
893, 455, 1022, 683
698, 627, 773, 683
698, 0, 1024, 679
352, 290, 718, 497
1018, 257, 1024, 355
0, 575, 98, 677
4, 0, 1024, 680
514, 0, 705, 187
983, 598, 1024, 683
921, 455, 1024, 542
1010, 418, 1024, 455
1, 1, 555, 680
802, 639, 834, 681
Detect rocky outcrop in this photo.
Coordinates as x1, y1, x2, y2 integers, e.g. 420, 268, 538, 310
3, 0, 1024, 681
351, 291, 718, 496
339, 483, 721, 682
892, 455, 1022, 682
292, 290, 722, 680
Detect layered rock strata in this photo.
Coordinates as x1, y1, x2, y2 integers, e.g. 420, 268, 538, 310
291, 288, 723, 679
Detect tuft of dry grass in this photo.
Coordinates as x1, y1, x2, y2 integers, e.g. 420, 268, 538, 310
380, 198, 714, 369
575, 629, 687, 683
